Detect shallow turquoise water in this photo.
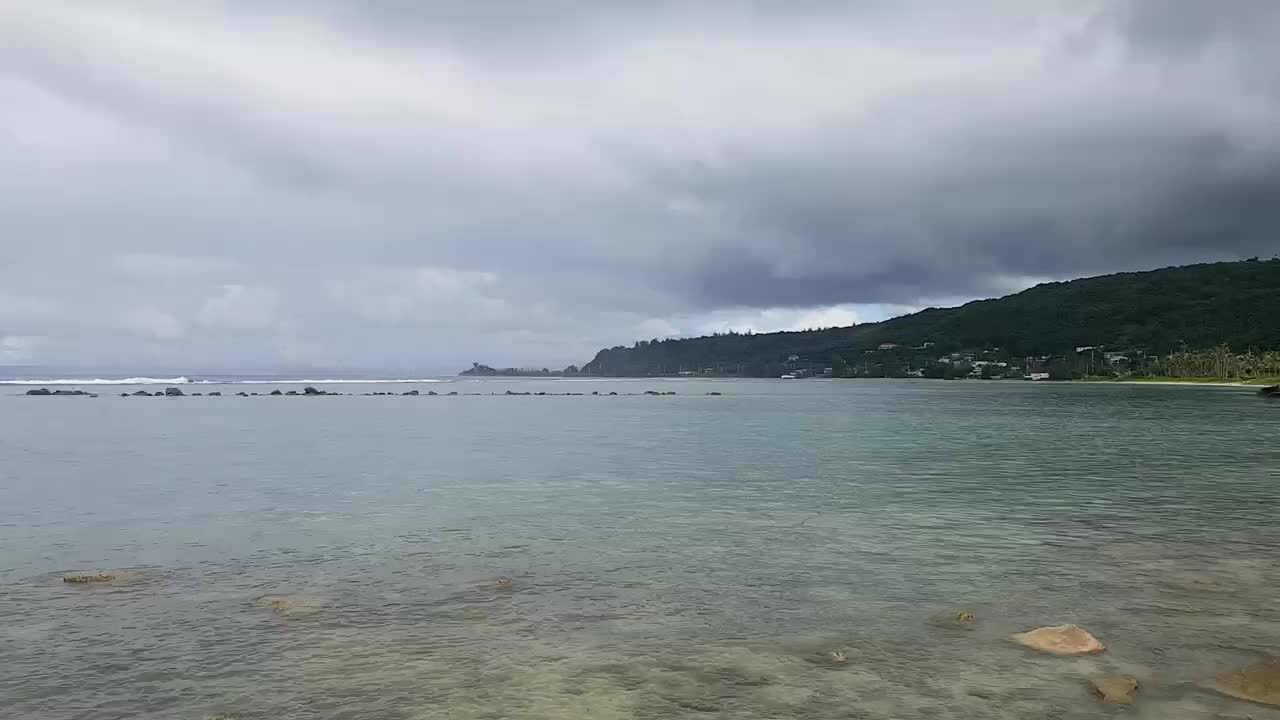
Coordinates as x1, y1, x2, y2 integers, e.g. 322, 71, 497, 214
2, 379, 1279, 719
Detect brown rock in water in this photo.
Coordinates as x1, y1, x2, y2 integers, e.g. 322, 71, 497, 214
64, 572, 116, 584
1089, 675, 1139, 704
927, 608, 977, 627
1010, 624, 1104, 655
63, 570, 147, 585
254, 595, 323, 615
1208, 658, 1280, 707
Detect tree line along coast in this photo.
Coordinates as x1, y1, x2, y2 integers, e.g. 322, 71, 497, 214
556, 259, 1280, 385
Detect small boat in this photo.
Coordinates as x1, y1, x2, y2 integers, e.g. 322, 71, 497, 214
1259, 384, 1279, 398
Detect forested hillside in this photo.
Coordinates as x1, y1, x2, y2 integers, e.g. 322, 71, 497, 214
581, 259, 1280, 377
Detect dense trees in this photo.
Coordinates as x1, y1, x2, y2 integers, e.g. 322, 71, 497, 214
579, 259, 1280, 377
1146, 347, 1280, 380
831, 354, 849, 378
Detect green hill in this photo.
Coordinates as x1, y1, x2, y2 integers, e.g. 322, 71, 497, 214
580, 259, 1280, 377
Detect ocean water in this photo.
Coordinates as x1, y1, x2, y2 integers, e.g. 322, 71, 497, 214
2, 379, 1279, 720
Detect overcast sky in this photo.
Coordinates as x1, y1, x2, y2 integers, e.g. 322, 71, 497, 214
2, 1, 1277, 373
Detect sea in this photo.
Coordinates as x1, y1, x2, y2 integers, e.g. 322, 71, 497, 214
2, 378, 1279, 719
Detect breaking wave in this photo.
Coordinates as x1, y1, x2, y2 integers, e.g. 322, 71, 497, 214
2, 377, 450, 385
214, 378, 448, 384
1, 377, 192, 385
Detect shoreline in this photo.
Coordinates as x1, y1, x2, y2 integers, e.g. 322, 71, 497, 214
1092, 380, 1253, 387
1078, 378, 1279, 388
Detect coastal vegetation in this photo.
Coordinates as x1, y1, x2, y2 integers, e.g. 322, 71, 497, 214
578, 259, 1280, 381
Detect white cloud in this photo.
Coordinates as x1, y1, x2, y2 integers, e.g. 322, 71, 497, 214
118, 307, 185, 340
634, 317, 681, 339
1, 335, 36, 362
327, 266, 509, 328
198, 285, 279, 331
0, 294, 64, 332
694, 304, 865, 335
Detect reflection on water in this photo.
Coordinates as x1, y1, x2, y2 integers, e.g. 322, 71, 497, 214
2, 379, 1280, 719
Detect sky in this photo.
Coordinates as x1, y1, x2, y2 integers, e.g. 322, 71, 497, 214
2, 1, 1278, 373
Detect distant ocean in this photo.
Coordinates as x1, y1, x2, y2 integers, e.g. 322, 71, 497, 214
3, 379, 1279, 719
0, 372, 667, 386
0, 375, 451, 385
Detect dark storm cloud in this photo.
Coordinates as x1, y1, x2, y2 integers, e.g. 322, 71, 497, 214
1104, 0, 1280, 56
653, 113, 1280, 308
0, 1, 1276, 370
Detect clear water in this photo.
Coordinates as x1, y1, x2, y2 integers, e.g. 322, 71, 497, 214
2, 379, 1279, 719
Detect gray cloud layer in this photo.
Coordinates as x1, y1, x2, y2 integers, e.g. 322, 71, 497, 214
2, 1, 1277, 371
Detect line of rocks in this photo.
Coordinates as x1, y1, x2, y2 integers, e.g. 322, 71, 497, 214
26, 386, 726, 398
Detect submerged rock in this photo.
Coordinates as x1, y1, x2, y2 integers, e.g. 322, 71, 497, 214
1010, 624, 1104, 655
163, 387, 184, 396
495, 577, 513, 589
25, 388, 52, 395
926, 608, 979, 630
1089, 675, 1139, 704
269, 389, 283, 396
403, 389, 419, 395
63, 572, 115, 584
131, 390, 153, 397
63, 570, 147, 585
1208, 658, 1280, 706
254, 595, 324, 615
209, 391, 222, 396
303, 386, 323, 395
1166, 574, 1229, 593
706, 391, 722, 395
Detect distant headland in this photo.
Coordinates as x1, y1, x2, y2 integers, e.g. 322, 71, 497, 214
459, 362, 592, 377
